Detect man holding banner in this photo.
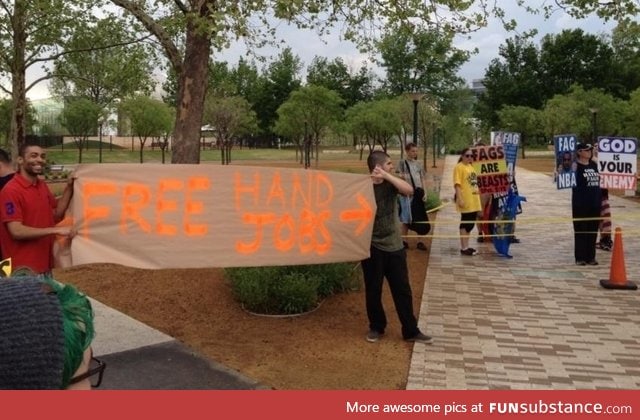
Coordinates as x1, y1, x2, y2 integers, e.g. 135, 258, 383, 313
362, 151, 432, 345
0, 143, 74, 275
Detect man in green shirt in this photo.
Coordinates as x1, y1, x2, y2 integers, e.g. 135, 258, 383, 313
361, 151, 433, 344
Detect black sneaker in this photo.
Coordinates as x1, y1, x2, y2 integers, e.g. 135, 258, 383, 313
598, 240, 612, 251
477, 235, 484, 243
417, 242, 427, 251
405, 332, 433, 344
510, 237, 520, 243
576, 261, 587, 266
460, 248, 477, 256
587, 260, 599, 266
366, 330, 383, 343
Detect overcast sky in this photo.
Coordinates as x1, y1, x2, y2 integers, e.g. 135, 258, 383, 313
26, 3, 617, 100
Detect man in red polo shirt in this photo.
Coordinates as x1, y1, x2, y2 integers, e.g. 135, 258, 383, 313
0, 143, 74, 274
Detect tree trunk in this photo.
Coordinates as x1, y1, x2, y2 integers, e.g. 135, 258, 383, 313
9, 3, 28, 159
170, 15, 212, 164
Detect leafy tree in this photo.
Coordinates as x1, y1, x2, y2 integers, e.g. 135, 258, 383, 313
417, 99, 444, 165
202, 95, 258, 164
542, 85, 623, 141
161, 67, 180, 108
345, 99, 401, 157
50, 18, 155, 110
476, 36, 543, 130
624, 88, 640, 138
253, 48, 303, 145
0, 0, 97, 156
206, 61, 235, 98
120, 96, 174, 163
539, 0, 640, 21
230, 58, 262, 105
58, 98, 102, 163
539, 29, 618, 98
0, 99, 37, 146
109, 0, 513, 164
497, 106, 545, 147
274, 85, 344, 167
610, 21, 640, 98
306, 57, 375, 107
377, 27, 469, 101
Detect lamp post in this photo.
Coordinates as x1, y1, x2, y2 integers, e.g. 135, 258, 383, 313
303, 120, 310, 169
97, 116, 104, 163
408, 92, 425, 147
589, 107, 598, 145
432, 122, 437, 168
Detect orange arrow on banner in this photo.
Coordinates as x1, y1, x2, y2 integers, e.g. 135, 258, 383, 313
339, 193, 373, 235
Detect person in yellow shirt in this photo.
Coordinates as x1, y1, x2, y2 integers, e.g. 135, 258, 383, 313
453, 148, 482, 255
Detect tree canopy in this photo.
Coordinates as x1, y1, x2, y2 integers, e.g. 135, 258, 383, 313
50, 18, 155, 109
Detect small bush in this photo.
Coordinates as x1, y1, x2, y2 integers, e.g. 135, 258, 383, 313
425, 190, 442, 212
225, 262, 358, 315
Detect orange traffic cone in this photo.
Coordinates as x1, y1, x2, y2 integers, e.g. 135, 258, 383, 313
600, 227, 637, 290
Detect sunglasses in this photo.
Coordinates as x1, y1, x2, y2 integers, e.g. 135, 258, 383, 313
464, 154, 473, 158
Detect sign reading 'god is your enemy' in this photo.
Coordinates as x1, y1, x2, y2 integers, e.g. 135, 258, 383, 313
70, 164, 376, 269
597, 137, 638, 190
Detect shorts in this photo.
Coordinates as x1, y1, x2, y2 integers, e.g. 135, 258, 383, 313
459, 211, 478, 232
399, 196, 412, 224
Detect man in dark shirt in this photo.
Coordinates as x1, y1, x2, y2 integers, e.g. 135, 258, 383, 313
361, 151, 433, 344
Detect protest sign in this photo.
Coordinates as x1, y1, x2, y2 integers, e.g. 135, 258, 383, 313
70, 164, 376, 269
470, 145, 509, 194
554, 134, 577, 189
597, 137, 638, 190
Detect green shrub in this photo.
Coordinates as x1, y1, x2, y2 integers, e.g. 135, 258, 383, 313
271, 272, 319, 314
424, 189, 442, 211
225, 262, 358, 315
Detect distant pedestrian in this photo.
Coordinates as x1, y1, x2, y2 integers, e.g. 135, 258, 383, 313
572, 143, 601, 265
0, 276, 103, 389
361, 151, 433, 345
397, 143, 428, 250
453, 148, 482, 255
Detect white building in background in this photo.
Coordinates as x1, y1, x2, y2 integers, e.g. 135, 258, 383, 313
30, 98, 65, 135
470, 79, 486, 96
30, 97, 119, 136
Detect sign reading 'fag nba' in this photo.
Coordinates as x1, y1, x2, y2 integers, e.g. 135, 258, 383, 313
70, 164, 376, 269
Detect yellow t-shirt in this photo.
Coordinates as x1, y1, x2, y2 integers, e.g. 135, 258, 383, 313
453, 162, 482, 213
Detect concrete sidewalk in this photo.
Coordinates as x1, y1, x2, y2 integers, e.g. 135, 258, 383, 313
91, 299, 265, 389
407, 155, 640, 389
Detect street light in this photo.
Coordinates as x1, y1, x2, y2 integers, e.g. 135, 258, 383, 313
97, 116, 104, 163
432, 122, 437, 168
589, 107, 598, 145
408, 92, 425, 147
303, 120, 310, 169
